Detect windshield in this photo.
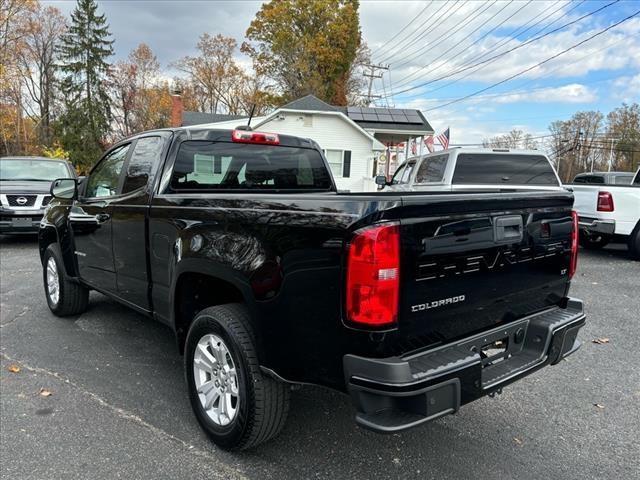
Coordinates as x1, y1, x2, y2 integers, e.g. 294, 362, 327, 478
0, 159, 70, 181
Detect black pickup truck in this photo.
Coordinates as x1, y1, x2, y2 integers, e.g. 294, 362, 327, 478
39, 127, 585, 450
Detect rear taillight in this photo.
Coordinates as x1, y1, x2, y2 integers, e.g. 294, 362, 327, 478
346, 223, 400, 328
569, 210, 579, 279
597, 191, 614, 212
232, 129, 279, 145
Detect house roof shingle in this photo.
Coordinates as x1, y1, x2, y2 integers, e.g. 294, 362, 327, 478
182, 111, 245, 127
280, 94, 338, 112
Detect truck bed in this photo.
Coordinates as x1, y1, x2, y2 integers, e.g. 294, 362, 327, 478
149, 188, 576, 389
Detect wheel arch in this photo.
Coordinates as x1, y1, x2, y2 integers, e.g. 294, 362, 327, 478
172, 268, 258, 355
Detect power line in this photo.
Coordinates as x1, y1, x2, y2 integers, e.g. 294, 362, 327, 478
381, 0, 619, 100
370, 1, 433, 58
373, 1, 450, 64
423, 9, 639, 112
377, 1, 467, 65
408, 18, 634, 105
388, 0, 564, 92
390, 0, 497, 71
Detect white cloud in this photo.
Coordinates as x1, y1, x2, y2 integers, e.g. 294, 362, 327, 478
490, 84, 598, 104
612, 74, 640, 102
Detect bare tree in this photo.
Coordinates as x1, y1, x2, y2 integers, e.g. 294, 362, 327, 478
17, 4, 67, 147
606, 103, 640, 172
482, 129, 539, 150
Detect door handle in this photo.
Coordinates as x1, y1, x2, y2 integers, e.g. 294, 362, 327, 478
95, 213, 110, 223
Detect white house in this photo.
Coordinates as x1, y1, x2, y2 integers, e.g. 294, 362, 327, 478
175, 94, 434, 192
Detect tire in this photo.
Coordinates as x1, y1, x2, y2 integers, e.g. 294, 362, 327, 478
185, 304, 290, 450
628, 224, 640, 260
43, 244, 89, 316
579, 231, 610, 249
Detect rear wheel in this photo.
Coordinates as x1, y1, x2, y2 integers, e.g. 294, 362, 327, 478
579, 231, 610, 249
185, 304, 289, 450
43, 244, 89, 316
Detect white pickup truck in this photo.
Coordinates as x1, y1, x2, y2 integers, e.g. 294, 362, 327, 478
571, 169, 640, 259
377, 148, 563, 192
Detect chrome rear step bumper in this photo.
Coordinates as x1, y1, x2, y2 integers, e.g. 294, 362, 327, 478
344, 298, 585, 433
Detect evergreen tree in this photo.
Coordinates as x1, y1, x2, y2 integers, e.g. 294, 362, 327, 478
57, 0, 113, 171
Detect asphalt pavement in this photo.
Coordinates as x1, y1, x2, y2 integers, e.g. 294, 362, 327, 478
1, 235, 639, 480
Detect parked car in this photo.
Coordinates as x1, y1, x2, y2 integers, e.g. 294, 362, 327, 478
377, 148, 563, 191
572, 171, 635, 185
0, 156, 77, 234
39, 127, 585, 450
571, 168, 640, 258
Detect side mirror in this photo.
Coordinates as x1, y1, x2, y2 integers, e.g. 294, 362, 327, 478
375, 175, 388, 186
50, 178, 78, 200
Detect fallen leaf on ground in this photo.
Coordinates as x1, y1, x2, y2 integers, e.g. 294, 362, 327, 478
513, 437, 523, 446
7, 365, 20, 373
39, 388, 53, 397
592, 338, 610, 345
593, 403, 605, 409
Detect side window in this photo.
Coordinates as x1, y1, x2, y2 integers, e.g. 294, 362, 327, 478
85, 144, 130, 198
390, 164, 406, 185
586, 176, 605, 184
400, 161, 416, 183
122, 136, 164, 194
613, 175, 632, 185
573, 176, 586, 183
415, 154, 448, 183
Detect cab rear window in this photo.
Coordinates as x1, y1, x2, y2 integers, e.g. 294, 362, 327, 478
170, 141, 332, 191
452, 154, 558, 186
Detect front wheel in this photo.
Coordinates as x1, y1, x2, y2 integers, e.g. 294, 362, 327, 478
185, 304, 290, 450
579, 231, 611, 249
43, 244, 89, 316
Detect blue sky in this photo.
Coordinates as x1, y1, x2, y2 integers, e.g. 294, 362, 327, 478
46, 1, 640, 145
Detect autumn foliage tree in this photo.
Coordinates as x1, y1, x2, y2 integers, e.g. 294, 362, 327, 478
242, 0, 363, 106
1, 0, 38, 155
173, 33, 272, 116
109, 43, 173, 137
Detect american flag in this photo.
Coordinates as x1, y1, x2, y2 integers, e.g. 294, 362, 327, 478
424, 135, 434, 153
437, 128, 450, 149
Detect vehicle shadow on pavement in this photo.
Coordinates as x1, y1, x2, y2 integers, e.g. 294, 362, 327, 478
578, 242, 633, 261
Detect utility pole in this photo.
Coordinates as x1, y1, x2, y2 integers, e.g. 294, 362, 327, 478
361, 63, 389, 106
608, 137, 614, 172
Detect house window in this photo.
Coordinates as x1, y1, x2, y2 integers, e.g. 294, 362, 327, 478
324, 149, 343, 177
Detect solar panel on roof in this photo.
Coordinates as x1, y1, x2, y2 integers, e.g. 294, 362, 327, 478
377, 114, 394, 122
363, 113, 378, 121
402, 109, 417, 115
349, 112, 364, 121
391, 114, 408, 122
347, 107, 362, 114
362, 107, 376, 114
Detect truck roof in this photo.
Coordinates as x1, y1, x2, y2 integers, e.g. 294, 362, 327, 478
120, 127, 320, 150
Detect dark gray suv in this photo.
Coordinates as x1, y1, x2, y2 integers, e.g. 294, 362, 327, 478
0, 156, 76, 234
